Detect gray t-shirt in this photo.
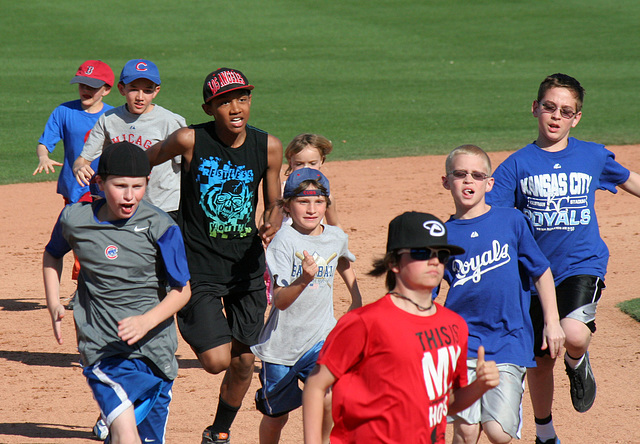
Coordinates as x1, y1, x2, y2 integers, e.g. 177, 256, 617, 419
251, 223, 355, 366
81, 104, 186, 212
48, 200, 189, 379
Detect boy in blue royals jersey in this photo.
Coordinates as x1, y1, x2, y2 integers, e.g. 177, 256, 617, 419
146, 67, 283, 443
440, 145, 564, 444
251, 168, 362, 443
43, 141, 191, 443
486, 73, 640, 444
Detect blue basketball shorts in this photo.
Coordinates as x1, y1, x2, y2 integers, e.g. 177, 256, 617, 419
83, 357, 173, 443
255, 341, 324, 417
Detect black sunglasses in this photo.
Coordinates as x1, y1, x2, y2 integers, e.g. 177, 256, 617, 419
397, 248, 451, 264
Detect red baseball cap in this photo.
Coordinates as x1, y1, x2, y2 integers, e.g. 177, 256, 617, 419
69, 60, 114, 88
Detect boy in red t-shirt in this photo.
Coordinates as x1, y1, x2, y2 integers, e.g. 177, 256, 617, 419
303, 212, 500, 444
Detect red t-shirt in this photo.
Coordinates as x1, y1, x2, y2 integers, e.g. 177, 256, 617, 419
318, 294, 469, 444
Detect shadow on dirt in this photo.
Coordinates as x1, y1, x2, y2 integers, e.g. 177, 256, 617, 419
0, 422, 93, 440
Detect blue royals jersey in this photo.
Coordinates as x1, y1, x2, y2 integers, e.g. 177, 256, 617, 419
486, 137, 630, 285
442, 207, 549, 366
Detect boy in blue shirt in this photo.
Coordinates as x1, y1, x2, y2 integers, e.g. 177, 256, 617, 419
44, 141, 191, 443
35, 60, 115, 306
34, 60, 114, 205
487, 73, 640, 443
441, 144, 564, 443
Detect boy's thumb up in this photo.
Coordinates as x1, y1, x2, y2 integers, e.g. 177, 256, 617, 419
477, 345, 486, 368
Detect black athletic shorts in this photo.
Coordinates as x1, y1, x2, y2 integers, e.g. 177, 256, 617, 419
177, 277, 267, 354
530, 274, 604, 357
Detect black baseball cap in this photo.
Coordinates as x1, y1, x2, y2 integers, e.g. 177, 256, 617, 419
97, 142, 151, 177
386, 212, 465, 255
203, 67, 254, 103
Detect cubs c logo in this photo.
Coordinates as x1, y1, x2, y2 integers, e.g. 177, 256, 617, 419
135, 62, 148, 72
105, 245, 118, 260
423, 220, 445, 237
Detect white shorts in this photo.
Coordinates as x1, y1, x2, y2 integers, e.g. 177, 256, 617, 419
449, 360, 526, 439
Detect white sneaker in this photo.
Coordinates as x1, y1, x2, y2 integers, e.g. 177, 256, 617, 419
93, 417, 108, 440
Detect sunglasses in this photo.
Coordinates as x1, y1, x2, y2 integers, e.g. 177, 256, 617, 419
449, 170, 490, 181
538, 101, 577, 119
397, 248, 451, 264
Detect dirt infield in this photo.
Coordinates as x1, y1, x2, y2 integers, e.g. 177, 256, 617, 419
1, 146, 639, 443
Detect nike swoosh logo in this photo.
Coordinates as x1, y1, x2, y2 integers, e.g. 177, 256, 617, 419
144, 439, 155, 443
134, 226, 149, 232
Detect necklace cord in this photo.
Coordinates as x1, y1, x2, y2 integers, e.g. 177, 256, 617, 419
389, 291, 434, 311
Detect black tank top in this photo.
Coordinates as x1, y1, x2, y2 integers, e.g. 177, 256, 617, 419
179, 122, 268, 284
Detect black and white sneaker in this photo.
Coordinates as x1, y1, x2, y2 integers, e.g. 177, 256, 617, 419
565, 351, 596, 412
201, 427, 230, 444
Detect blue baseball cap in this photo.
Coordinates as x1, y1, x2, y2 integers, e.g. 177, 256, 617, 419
119, 59, 161, 85
283, 168, 330, 198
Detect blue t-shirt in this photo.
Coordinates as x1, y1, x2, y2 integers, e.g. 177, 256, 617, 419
38, 99, 113, 203
442, 207, 549, 367
486, 137, 630, 284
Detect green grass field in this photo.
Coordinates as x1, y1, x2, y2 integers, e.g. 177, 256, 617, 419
1, 0, 639, 187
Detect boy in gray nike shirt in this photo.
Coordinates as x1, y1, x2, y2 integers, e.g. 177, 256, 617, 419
44, 141, 191, 443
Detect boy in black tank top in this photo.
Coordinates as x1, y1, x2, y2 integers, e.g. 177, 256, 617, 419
147, 68, 283, 443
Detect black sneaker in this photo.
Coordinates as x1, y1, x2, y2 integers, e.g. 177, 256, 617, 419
201, 427, 230, 444
535, 437, 560, 444
565, 351, 596, 412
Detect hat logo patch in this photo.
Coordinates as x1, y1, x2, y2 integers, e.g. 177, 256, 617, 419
105, 245, 118, 260
423, 220, 445, 237
135, 62, 148, 72
207, 71, 246, 96
85, 66, 95, 75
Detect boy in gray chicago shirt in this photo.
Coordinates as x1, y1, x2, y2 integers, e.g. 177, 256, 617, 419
251, 168, 362, 443
73, 59, 186, 217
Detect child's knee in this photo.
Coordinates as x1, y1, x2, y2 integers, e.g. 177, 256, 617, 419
262, 412, 289, 429
561, 318, 592, 350
483, 420, 512, 444
198, 350, 231, 374
453, 421, 481, 443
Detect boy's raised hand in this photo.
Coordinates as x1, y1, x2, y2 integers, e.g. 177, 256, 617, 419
475, 345, 500, 390
301, 250, 319, 282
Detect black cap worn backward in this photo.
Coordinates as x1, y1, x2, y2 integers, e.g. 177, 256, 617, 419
386, 212, 465, 255
97, 141, 151, 177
